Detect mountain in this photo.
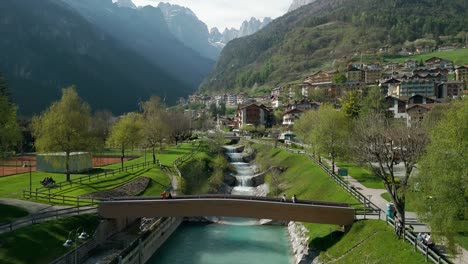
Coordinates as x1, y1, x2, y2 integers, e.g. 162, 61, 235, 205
60, 0, 214, 90
201, 0, 467, 93
0, 0, 200, 115
158, 2, 220, 60
288, 0, 316, 12
209, 17, 272, 47
116, 0, 136, 9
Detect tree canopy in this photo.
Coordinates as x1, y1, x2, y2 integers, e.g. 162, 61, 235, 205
0, 79, 20, 157
107, 112, 143, 169
412, 99, 467, 253
32, 87, 93, 181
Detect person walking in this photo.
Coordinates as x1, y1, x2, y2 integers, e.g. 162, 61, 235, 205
281, 194, 287, 202
292, 194, 297, 203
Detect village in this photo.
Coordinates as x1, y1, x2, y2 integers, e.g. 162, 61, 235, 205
180, 56, 468, 131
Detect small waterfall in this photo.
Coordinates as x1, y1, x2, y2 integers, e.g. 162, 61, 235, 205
223, 145, 255, 195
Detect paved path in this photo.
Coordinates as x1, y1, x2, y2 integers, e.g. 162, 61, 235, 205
320, 157, 467, 264
0, 198, 69, 214
0, 198, 96, 234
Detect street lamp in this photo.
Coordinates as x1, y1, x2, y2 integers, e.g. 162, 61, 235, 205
63, 227, 89, 264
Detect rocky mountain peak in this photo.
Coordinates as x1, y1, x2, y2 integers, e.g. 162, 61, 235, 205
116, 0, 136, 9
288, 0, 317, 12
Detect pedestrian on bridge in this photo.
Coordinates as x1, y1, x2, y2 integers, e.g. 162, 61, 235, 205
292, 194, 297, 203
281, 194, 287, 202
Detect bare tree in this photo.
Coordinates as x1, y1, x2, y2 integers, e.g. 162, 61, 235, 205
353, 114, 428, 233
167, 111, 191, 145
141, 97, 170, 164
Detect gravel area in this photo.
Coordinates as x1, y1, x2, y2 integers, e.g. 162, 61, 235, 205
81, 177, 150, 199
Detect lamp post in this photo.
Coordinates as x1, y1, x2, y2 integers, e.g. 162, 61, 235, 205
29, 160, 32, 195
63, 227, 89, 264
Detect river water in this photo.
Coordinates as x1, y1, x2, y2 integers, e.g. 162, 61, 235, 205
147, 146, 292, 264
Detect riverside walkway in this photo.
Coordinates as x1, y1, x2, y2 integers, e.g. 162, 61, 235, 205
98, 195, 355, 225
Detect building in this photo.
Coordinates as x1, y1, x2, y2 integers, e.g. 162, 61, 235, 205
282, 108, 304, 126
399, 80, 436, 97
271, 96, 283, 108
37, 152, 92, 173
405, 60, 418, 69
406, 104, 435, 127
271, 87, 284, 97
235, 104, 271, 128
347, 67, 365, 82
455, 66, 468, 82
424, 57, 453, 69
237, 93, 247, 105
226, 94, 237, 106
437, 81, 465, 99
364, 69, 381, 84
385, 96, 407, 119
304, 70, 336, 85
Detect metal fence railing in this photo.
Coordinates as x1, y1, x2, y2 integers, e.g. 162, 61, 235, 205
0, 205, 97, 233
386, 216, 451, 264
248, 138, 452, 264
34, 161, 153, 194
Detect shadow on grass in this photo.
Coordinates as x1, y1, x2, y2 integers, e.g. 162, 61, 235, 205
309, 230, 345, 253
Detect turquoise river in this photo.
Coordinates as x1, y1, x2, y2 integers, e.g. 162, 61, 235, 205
147, 146, 293, 264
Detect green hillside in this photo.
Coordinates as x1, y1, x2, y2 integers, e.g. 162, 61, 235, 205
200, 0, 468, 93
386, 49, 468, 65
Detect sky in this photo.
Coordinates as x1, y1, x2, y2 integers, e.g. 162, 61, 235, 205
132, 0, 291, 30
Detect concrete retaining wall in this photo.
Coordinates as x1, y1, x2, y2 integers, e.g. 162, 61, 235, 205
118, 217, 183, 264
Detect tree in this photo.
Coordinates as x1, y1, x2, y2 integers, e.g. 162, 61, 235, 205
90, 110, 114, 152
0, 91, 21, 157
412, 99, 467, 253
167, 111, 191, 145
0, 71, 11, 101
360, 86, 387, 117
107, 112, 143, 169
32, 87, 93, 181
296, 104, 350, 172
353, 114, 428, 235
141, 97, 170, 164
341, 91, 362, 118
333, 73, 347, 84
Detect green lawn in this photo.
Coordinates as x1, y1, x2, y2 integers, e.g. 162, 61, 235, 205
0, 204, 29, 223
381, 192, 416, 212
262, 147, 359, 204
0, 214, 100, 264
336, 161, 384, 189
318, 220, 426, 263
0, 143, 197, 200
385, 48, 468, 66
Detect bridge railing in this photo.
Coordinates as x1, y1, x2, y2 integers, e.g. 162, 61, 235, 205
104, 194, 351, 208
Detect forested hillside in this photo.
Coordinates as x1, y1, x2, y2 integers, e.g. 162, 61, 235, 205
0, 0, 212, 115
200, 0, 467, 92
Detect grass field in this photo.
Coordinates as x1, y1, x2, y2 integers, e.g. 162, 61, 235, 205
0, 204, 29, 223
0, 214, 99, 264
317, 220, 426, 263
385, 48, 468, 65
336, 161, 384, 189
0, 143, 198, 200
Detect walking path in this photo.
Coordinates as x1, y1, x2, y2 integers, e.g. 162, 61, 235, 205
319, 157, 467, 264
0, 198, 96, 234
0, 197, 69, 214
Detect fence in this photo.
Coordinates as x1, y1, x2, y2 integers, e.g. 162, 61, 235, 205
249, 138, 451, 264
34, 161, 153, 194
0, 205, 97, 233
386, 216, 451, 264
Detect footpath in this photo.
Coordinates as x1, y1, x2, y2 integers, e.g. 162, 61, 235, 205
0, 198, 96, 234
317, 157, 467, 264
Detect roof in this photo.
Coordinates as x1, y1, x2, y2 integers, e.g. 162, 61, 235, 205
283, 108, 305, 115
407, 104, 436, 111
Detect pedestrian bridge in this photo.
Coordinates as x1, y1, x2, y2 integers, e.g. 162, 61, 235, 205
98, 195, 355, 225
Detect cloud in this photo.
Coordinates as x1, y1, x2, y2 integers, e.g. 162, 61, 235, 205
132, 0, 290, 29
